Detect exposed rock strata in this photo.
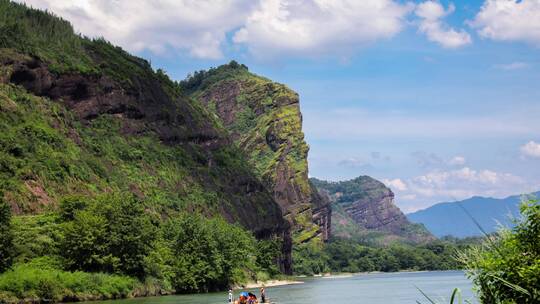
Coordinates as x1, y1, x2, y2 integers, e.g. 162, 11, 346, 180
185, 64, 331, 243
311, 176, 433, 243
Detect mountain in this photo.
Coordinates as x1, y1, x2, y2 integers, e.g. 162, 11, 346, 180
311, 176, 433, 244
407, 191, 540, 238
182, 63, 331, 244
0, 1, 292, 272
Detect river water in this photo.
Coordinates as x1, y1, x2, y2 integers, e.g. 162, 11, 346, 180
95, 271, 478, 304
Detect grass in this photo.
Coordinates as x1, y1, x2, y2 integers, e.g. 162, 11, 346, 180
0, 259, 139, 303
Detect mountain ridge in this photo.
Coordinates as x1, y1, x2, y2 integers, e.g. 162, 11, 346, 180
407, 191, 540, 238
311, 176, 433, 244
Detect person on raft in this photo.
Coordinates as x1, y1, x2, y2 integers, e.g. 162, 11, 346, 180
235, 291, 250, 304
260, 288, 266, 303
247, 292, 257, 304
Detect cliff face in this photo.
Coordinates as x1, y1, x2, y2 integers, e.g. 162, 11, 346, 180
182, 63, 331, 243
311, 176, 433, 243
0, 5, 292, 272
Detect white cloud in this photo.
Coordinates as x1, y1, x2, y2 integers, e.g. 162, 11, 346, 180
471, 0, 540, 46
415, 1, 472, 48
383, 178, 408, 191
494, 62, 530, 71
233, 0, 413, 58
448, 156, 466, 166
19, 0, 256, 59
389, 166, 537, 213
521, 141, 540, 158
19, 0, 414, 60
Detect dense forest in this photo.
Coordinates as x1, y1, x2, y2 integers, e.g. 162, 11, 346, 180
293, 236, 481, 275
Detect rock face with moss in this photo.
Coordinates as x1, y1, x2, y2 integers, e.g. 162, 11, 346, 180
311, 176, 433, 243
182, 63, 331, 243
0, 1, 292, 272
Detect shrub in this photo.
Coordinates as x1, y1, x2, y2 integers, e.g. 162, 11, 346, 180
60, 192, 158, 278
460, 199, 540, 303
0, 261, 137, 302
163, 213, 256, 292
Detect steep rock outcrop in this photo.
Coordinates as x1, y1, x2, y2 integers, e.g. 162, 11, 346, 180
183, 63, 331, 243
312, 176, 433, 243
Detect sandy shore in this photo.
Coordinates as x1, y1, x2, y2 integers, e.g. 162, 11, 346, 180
235, 279, 304, 289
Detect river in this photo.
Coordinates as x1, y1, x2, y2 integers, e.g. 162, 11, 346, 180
95, 271, 477, 304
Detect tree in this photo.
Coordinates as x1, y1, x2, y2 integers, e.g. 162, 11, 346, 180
60, 192, 157, 278
0, 196, 14, 272
163, 213, 255, 293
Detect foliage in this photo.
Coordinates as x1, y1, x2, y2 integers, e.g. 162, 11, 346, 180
293, 237, 481, 275
179, 60, 249, 94
311, 176, 391, 204
0, 258, 137, 303
255, 238, 283, 277
11, 213, 61, 264
59, 193, 158, 278
460, 200, 540, 303
0, 0, 95, 74
292, 241, 329, 275
163, 213, 257, 293
0, 196, 14, 272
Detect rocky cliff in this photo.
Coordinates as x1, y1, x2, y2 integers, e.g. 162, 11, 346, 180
311, 176, 433, 243
0, 2, 292, 272
182, 63, 331, 243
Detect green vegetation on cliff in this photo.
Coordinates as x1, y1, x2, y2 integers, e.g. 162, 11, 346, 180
182, 62, 330, 244
0, 1, 289, 302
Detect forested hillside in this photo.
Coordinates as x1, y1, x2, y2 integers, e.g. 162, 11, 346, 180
0, 1, 292, 301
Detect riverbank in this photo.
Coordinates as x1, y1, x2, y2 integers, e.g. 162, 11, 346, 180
235, 279, 304, 289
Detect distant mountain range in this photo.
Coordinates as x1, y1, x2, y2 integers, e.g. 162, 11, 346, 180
407, 191, 540, 238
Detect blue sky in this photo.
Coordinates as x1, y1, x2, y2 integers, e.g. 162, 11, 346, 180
21, 0, 540, 212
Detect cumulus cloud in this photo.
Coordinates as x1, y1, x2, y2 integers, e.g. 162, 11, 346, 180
233, 0, 413, 58
383, 178, 408, 191
18, 0, 256, 59
471, 0, 540, 46
14, 0, 419, 60
521, 141, 540, 158
415, 1, 472, 48
388, 166, 537, 213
